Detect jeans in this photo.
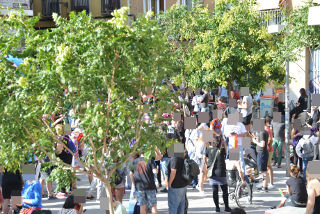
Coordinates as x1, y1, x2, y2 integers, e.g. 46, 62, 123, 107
302, 157, 313, 183
272, 139, 284, 166
168, 187, 187, 214
191, 176, 198, 187
160, 157, 170, 179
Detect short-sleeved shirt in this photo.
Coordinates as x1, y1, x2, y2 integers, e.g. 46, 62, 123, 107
219, 87, 228, 98
167, 157, 188, 188
256, 130, 268, 153
130, 157, 157, 191
272, 122, 285, 142
286, 177, 308, 204
240, 94, 253, 117
223, 122, 247, 148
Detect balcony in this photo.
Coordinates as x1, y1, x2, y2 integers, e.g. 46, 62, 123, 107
42, 0, 60, 18
101, 0, 120, 16
0, 0, 33, 16
71, 0, 90, 14
259, 9, 285, 27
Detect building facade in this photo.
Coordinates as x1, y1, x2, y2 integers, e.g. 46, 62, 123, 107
1, 0, 320, 103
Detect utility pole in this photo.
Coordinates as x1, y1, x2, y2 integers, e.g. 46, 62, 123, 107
285, 57, 290, 177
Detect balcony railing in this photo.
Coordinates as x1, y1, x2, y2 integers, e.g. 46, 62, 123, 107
71, 0, 90, 14
0, 0, 33, 16
42, 0, 60, 18
101, 0, 121, 16
259, 9, 285, 27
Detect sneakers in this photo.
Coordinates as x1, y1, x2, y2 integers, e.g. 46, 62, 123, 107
199, 191, 206, 197
257, 187, 268, 192
215, 207, 220, 212
48, 195, 57, 200
277, 164, 282, 168
56, 192, 67, 199
268, 184, 275, 189
160, 188, 168, 193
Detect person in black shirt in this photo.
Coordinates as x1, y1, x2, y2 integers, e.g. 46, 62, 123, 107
290, 88, 308, 121
2, 169, 23, 214
130, 153, 159, 214
166, 154, 188, 214
277, 165, 307, 208
251, 130, 269, 192
206, 136, 231, 212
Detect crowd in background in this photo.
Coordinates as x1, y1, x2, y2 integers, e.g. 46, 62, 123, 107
0, 81, 319, 214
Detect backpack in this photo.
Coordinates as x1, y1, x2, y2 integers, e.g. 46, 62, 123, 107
301, 137, 314, 158
182, 158, 200, 184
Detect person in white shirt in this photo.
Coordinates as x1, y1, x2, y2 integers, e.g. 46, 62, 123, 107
194, 137, 207, 197
238, 94, 253, 132
192, 95, 202, 113
222, 113, 248, 185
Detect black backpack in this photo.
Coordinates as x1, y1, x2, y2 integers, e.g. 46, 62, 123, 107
182, 158, 200, 184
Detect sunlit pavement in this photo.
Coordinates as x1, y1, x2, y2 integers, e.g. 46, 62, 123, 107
43, 164, 295, 214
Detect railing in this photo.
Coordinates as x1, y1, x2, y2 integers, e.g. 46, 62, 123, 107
259, 9, 285, 27
101, 0, 121, 16
71, 0, 90, 14
42, 0, 60, 18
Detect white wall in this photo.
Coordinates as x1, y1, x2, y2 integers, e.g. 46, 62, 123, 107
289, 50, 307, 103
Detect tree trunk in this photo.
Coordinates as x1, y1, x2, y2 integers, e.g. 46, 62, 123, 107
105, 180, 115, 214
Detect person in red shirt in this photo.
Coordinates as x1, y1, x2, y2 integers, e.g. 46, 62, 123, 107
230, 90, 240, 101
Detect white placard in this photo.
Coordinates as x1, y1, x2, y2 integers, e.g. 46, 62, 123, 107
308, 6, 320, 26
257, 0, 279, 10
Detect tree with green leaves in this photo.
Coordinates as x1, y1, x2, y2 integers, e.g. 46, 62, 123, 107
0, 8, 176, 213
160, 0, 285, 92
283, 0, 320, 62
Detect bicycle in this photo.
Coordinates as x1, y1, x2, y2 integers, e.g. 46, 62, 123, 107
226, 157, 262, 208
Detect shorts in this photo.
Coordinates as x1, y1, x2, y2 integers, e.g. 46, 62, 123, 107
267, 151, 273, 166
284, 194, 307, 207
242, 113, 252, 125
257, 151, 268, 172
136, 189, 157, 206
40, 171, 50, 180
2, 184, 22, 199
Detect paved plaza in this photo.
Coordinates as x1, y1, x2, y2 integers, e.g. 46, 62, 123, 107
42, 165, 303, 214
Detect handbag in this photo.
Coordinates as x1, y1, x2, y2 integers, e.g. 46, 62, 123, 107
207, 147, 219, 178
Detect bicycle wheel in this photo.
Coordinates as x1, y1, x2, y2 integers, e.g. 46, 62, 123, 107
235, 181, 253, 208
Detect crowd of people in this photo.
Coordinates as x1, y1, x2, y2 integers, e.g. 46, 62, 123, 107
0, 83, 320, 214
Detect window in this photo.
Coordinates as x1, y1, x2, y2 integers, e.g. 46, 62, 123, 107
149, 0, 165, 15
101, 0, 121, 16
71, 0, 90, 14
309, 48, 320, 96
42, 0, 60, 18
259, 9, 285, 27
